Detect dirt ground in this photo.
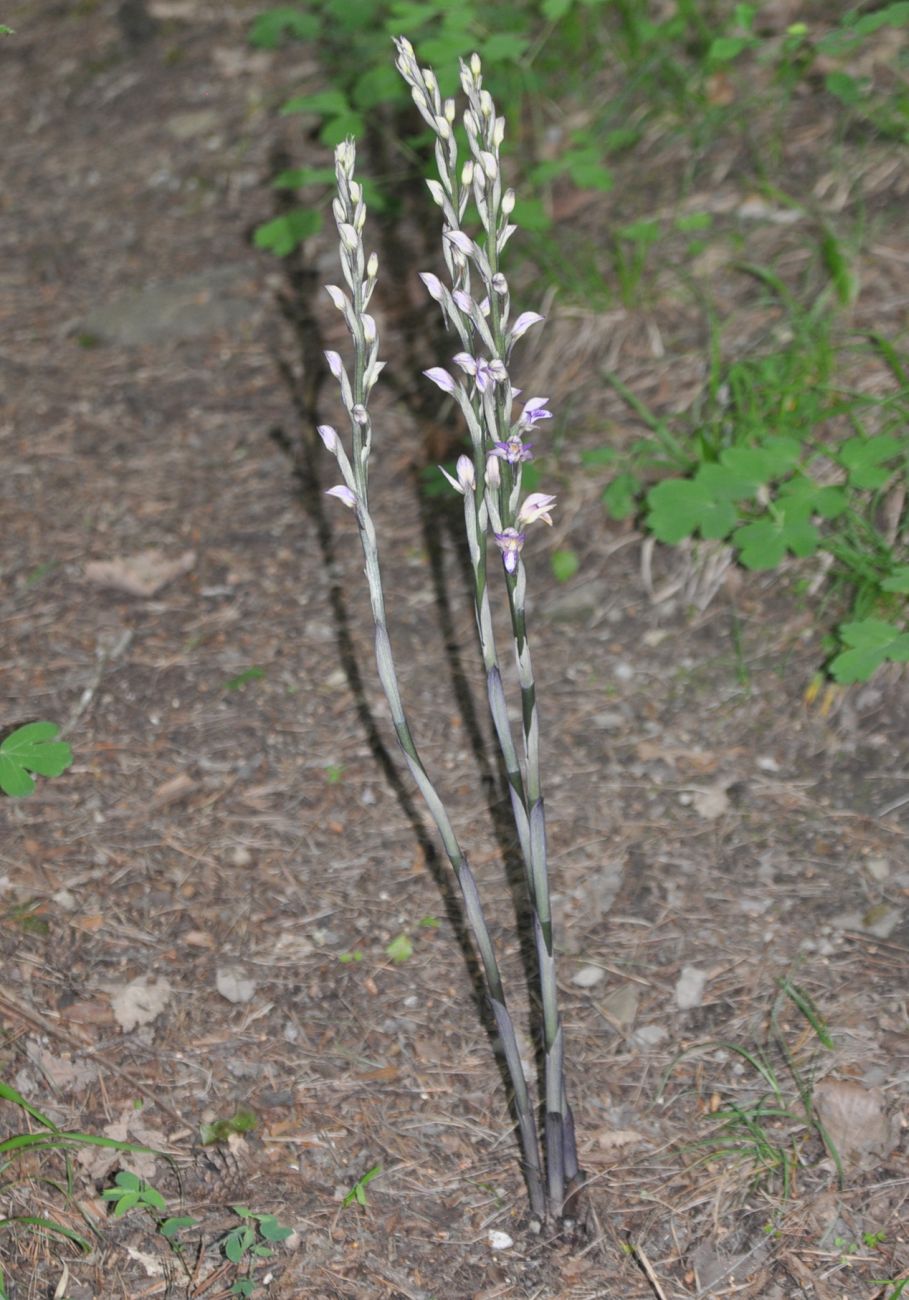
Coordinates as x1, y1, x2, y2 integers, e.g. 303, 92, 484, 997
1, 3, 907, 1298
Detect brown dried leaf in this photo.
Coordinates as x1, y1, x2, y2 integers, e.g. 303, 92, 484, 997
813, 1078, 896, 1169
84, 548, 196, 597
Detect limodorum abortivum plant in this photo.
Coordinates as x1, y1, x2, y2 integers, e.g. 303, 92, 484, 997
317, 39, 577, 1226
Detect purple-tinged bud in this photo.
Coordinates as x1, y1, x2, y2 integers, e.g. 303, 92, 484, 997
317, 424, 339, 452
485, 454, 501, 489
352, 404, 369, 426
439, 454, 476, 495
510, 312, 544, 343
445, 230, 475, 257
420, 271, 444, 301
492, 273, 507, 295
325, 351, 344, 380
452, 290, 474, 314
423, 367, 456, 394
324, 284, 347, 312
326, 485, 357, 509
495, 527, 525, 574
518, 492, 556, 527
362, 314, 377, 344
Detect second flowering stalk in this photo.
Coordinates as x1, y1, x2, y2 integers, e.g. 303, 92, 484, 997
319, 43, 576, 1223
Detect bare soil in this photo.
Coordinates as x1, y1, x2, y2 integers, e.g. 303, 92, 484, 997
1, 3, 907, 1298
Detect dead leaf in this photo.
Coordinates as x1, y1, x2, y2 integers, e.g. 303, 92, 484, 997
813, 1079, 896, 1170
111, 975, 173, 1032
595, 1128, 643, 1151
216, 968, 256, 1004
84, 548, 195, 597
692, 784, 731, 820
151, 772, 198, 807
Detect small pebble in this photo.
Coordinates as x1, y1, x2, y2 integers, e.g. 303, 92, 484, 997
488, 1230, 513, 1251
571, 964, 606, 989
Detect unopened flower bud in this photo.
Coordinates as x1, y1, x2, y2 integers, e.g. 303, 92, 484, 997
470, 52, 481, 78
444, 98, 456, 123
361, 314, 377, 344
502, 189, 516, 215
480, 150, 498, 180
349, 181, 361, 203
317, 424, 339, 452
485, 454, 501, 489
339, 223, 358, 251
423, 68, 436, 92
353, 404, 369, 426
461, 160, 474, 188
366, 251, 378, 279
494, 116, 505, 148
434, 115, 451, 141
480, 90, 494, 119
426, 179, 445, 207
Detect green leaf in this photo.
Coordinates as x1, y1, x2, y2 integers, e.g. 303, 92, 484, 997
551, 549, 580, 583
223, 666, 266, 691
720, 439, 800, 486
837, 435, 903, 489
351, 64, 405, 110
881, 567, 909, 593
248, 7, 319, 47
830, 618, 909, 683
320, 113, 365, 146
707, 34, 755, 63
542, 0, 574, 17
511, 197, 551, 231
602, 472, 639, 519
580, 447, 618, 467
824, 71, 866, 107
253, 210, 322, 257
646, 479, 738, 543
257, 1215, 293, 1243
0, 723, 72, 798
777, 478, 847, 519
480, 32, 530, 62
160, 1216, 198, 1238
225, 1226, 254, 1263
731, 520, 787, 569
853, 2, 909, 36
385, 933, 413, 964
272, 166, 337, 190
675, 212, 713, 233
281, 89, 351, 118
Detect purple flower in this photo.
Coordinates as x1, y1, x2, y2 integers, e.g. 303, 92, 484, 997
491, 435, 533, 464
517, 492, 556, 527
519, 397, 552, 429
324, 350, 345, 380
494, 527, 526, 574
317, 424, 339, 452
325, 485, 358, 510
420, 271, 444, 301
445, 230, 476, 258
452, 352, 508, 393
423, 367, 457, 394
509, 311, 544, 344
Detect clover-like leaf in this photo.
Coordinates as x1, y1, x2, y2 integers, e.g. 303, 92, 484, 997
646, 479, 738, 543
830, 618, 909, 683
837, 435, 903, 490
0, 723, 73, 798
